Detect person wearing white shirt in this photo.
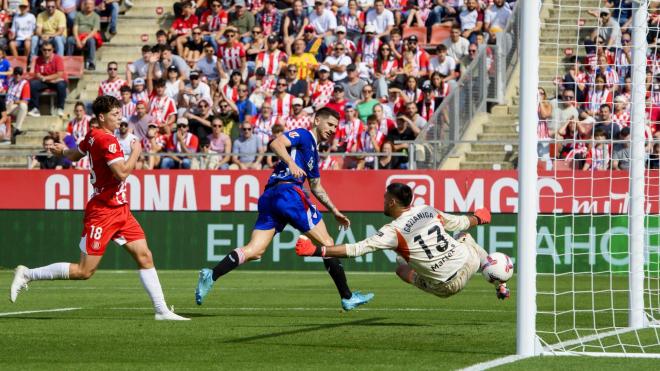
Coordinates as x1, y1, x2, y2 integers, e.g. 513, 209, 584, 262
443, 25, 470, 62
324, 42, 352, 81
459, 0, 483, 43
309, 0, 337, 37
115, 120, 140, 160
365, 0, 394, 40
195, 43, 221, 83
429, 45, 456, 82
484, 0, 512, 42
9, 2, 36, 57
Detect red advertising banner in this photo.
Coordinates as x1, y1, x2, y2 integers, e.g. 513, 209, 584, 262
0, 170, 657, 213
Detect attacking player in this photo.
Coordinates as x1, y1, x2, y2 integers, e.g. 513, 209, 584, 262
196, 107, 374, 310
295, 183, 510, 300
9, 96, 189, 321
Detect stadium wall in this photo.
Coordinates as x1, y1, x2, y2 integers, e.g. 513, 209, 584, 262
2, 170, 658, 270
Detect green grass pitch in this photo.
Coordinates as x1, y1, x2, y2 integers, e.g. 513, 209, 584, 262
0, 270, 658, 370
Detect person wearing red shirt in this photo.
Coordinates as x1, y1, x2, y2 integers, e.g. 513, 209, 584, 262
217, 26, 247, 74
28, 43, 67, 117
199, 0, 227, 51
162, 117, 199, 169
9, 95, 188, 321
171, 1, 199, 56
324, 84, 348, 121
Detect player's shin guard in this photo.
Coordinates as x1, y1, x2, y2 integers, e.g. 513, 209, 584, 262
26, 263, 70, 280
138, 268, 168, 314
323, 258, 352, 300
211, 248, 246, 281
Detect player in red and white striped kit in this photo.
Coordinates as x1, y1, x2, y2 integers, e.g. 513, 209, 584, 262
98, 61, 128, 100
296, 183, 510, 300
9, 96, 189, 320
217, 27, 246, 74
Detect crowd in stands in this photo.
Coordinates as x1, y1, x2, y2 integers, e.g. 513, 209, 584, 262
20, 0, 518, 170
540, 1, 660, 171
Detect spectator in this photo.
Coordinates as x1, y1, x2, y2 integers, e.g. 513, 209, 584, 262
114, 119, 139, 160
128, 100, 154, 140
256, 0, 282, 36
586, 74, 613, 116
9, 1, 36, 58
649, 143, 660, 169
5, 67, 30, 134
355, 24, 380, 67
589, 7, 621, 48
147, 78, 177, 134
382, 85, 405, 118
60, 0, 78, 29
310, 65, 334, 108
98, 61, 127, 99
217, 26, 247, 76
0, 5, 11, 51
264, 123, 285, 169
365, 0, 394, 41
180, 69, 212, 109
214, 98, 240, 138
418, 82, 440, 122
245, 26, 267, 71
430, 44, 457, 83
221, 69, 242, 102
270, 77, 294, 118
282, 0, 309, 53
459, 0, 483, 44
183, 27, 205, 65
325, 84, 348, 120
374, 140, 395, 169
594, 103, 620, 140
199, 0, 227, 51
159, 45, 191, 80
324, 41, 351, 82
162, 117, 199, 169
444, 25, 470, 62
65, 101, 91, 144
193, 137, 222, 169
611, 127, 630, 170
196, 42, 221, 83
309, 0, 336, 38
31, 135, 68, 169
404, 101, 428, 131
132, 77, 149, 103
229, 0, 255, 43
157, 64, 185, 103
126, 45, 152, 84
119, 85, 136, 118
185, 97, 214, 139
66, 0, 100, 71
231, 121, 264, 170
235, 82, 258, 122
288, 38, 317, 81
32, 0, 67, 57
0, 104, 10, 144
203, 118, 231, 169
387, 114, 419, 169
359, 114, 386, 169
333, 101, 364, 156
484, 0, 512, 43
373, 43, 399, 98
583, 128, 610, 171
329, 26, 357, 58
256, 34, 286, 78
248, 67, 276, 101
96, 0, 120, 39
340, 64, 367, 102
402, 75, 422, 103
139, 124, 163, 170
403, 34, 430, 78
280, 97, 311, 131
612, 95, 630, 128
373, 102, 395, 134
252, 101, 277, 145
170, 1, 199, 56
284, 63, 307, 98
356, 84, 378, 123
28, 42, 67, 117
302, 24, 327, 62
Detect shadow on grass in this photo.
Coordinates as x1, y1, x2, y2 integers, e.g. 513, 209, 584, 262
224, 317, 389, 344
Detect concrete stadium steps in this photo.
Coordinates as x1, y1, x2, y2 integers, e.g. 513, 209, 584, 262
0, 144, 41, 168
459, 161, 515, 170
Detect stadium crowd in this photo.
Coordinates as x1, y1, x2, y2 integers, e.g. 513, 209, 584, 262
541, 1, 660, 171
14, 0, 518, 169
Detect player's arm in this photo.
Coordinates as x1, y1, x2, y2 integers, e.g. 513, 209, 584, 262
109, 141, 142, 181
269, 133, 305, 178
437, 208, 491, 231
53, 143, 85, 162
308, 177, 351, 229
297, 225, 398, 257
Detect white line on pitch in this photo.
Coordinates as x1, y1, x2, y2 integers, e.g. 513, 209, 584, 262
0, 307, 81, 317
459, 354, 532, 371
107, 307, 513, 313
26, 286, 499, 293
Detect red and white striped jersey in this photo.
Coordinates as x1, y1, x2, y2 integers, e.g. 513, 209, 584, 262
148, 94, 177, 126
283, 114, 312, 131
319, 155, 338, 170
270, 93, 295, 118
378, 58, 399, 75
132, 90, 149, 104
327, 39, 357, 56
586, 144, 610, 171
419, 99, 437, 122
310, 80, 334, 108
379, 118, 395, 135
202, 10, 228, 32
337, 118, 365, 152
67, 115, 91, 144
142, 135, 167, 153
217, 41, 246, 72
404, 88, 423, 104
537, 119, 551, 140
98, 78, 128, 99
432, 82, 451, 99
256, 49, 286, 77
121, 101, 136, 119
252, 114, 278, 146
586, 88, 613, 113
357, 37, 381, 67
596, 66, 619, 90
251, 77, 276, 95
222, 84, 239, 103
359, 130, 385, 154
340, 11, 364, 34
612, 111, 630, 128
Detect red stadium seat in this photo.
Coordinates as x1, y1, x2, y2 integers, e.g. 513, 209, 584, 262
429, 25, 451, 46
402, 26, 428, 45
63, 56, 85, 80
6, 56, 28, 71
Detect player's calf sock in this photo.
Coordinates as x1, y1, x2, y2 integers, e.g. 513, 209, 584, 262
26, 262, 70, 280
211, 249, 246, 281
323, 258, 352, 300
138, 268, 168, 314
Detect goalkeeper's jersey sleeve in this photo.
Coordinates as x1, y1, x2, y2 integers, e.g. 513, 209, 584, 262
346, 205, 473, 282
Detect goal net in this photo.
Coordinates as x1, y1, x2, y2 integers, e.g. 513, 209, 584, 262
519, 0, 660, 358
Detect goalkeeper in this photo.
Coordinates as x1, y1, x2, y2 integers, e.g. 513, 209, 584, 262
295, 183, 509, 300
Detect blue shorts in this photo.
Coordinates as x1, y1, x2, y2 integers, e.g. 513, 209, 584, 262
254, 183, 323, 233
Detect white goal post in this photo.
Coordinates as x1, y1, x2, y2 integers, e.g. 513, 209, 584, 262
518, 0, 660, 358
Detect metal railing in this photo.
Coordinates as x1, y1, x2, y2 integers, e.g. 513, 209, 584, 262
415, 4, 521, 170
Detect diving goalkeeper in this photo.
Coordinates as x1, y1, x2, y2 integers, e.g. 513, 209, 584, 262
295, 182, 509, 300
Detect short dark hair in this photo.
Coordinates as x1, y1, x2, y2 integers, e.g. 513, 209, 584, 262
153, 78, 166, 88
43, 135, 54, 144
593, 128, 607, 138
107, 61, 118, 69
156, 29, 167, 37
272, 123, 284, 134
92, 95, 121, 117
619, 127, 631, 138
367, 114, 378, 123
120, 85, 132, 93
387, 183, 413, 208
74, 101, 85, 110
315, 106, 341, 122
141, 45, 151, 53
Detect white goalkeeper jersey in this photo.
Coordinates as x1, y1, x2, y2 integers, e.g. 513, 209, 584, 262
345, 205, 472, 282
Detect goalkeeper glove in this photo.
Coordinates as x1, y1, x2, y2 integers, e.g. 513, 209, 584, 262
495, 283, 510, 300
295, 237, 326, 257
473, 208, 491, 225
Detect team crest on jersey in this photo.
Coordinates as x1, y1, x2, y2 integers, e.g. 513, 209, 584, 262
108, 144, 117, 153
288, 131, 300, 138
92, 241, 100, 251
307, 157, 314, 171
88, 137, 95, 146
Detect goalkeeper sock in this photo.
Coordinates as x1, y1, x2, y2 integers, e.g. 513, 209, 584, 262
27, 263, 70, 280
138, 268, 168, 314
323, 258, 352, 300
212, 249, 246, 281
